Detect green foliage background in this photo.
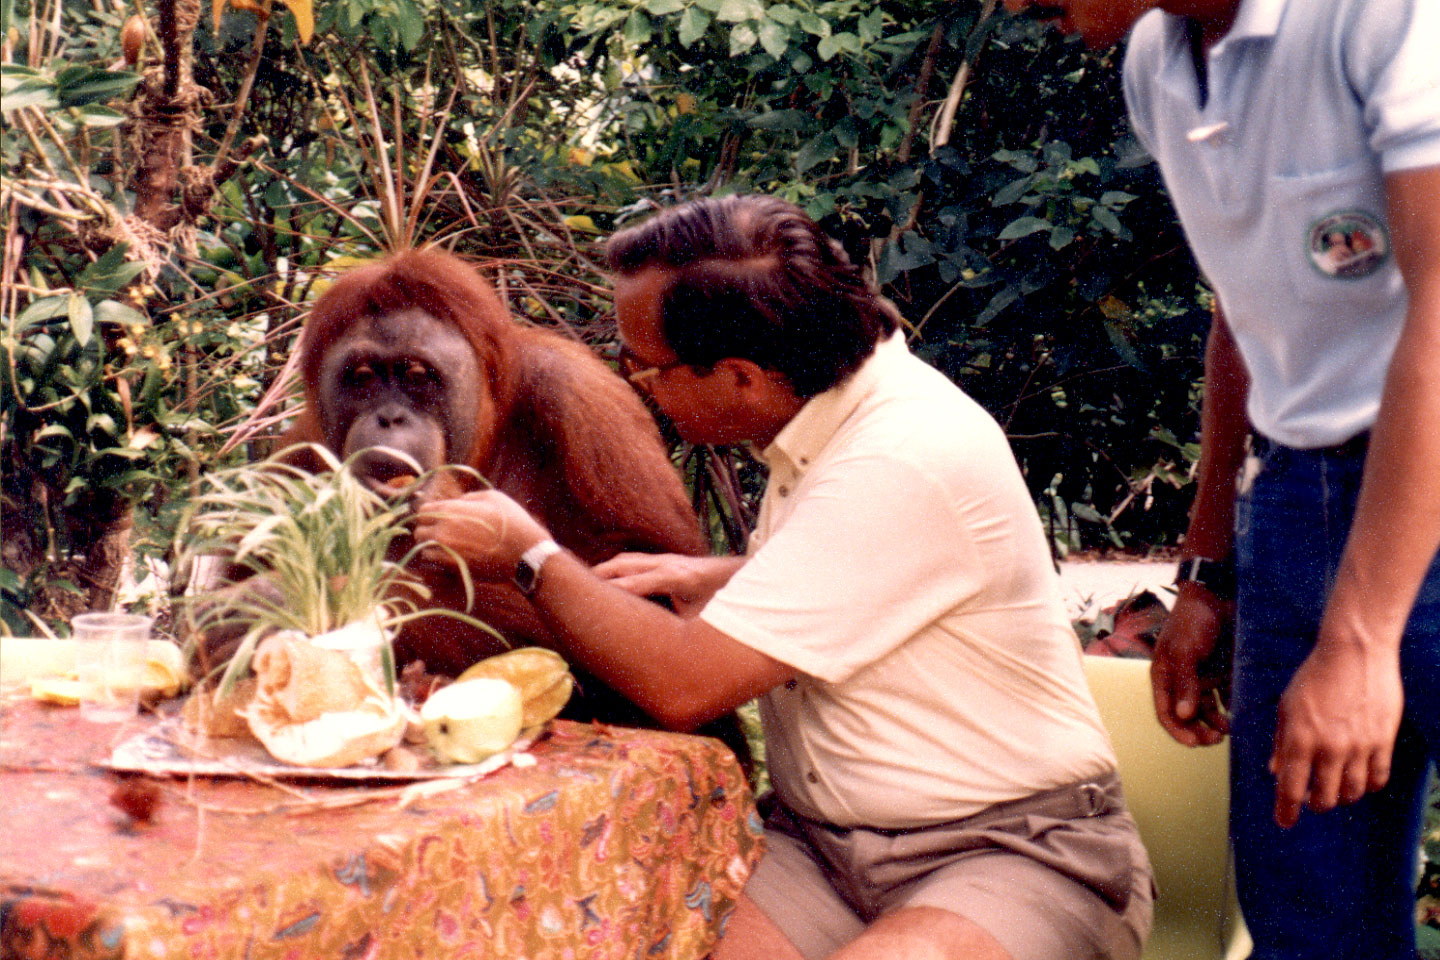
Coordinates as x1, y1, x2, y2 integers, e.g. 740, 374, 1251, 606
4, 0, 1207, 622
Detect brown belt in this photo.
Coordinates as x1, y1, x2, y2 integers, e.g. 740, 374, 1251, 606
762, 771, 1125, 838
855, 771, 1124, 838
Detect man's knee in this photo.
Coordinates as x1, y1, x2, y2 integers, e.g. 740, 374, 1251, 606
711, 893, 808, 960
828, 907, 1015, 960
712, 900, 1015, 960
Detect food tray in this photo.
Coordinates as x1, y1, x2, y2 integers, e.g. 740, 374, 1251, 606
104, 717, 537, 782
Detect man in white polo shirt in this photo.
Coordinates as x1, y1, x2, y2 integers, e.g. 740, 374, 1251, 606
1004, 0, 1440, 956
414, 194, 1153, 960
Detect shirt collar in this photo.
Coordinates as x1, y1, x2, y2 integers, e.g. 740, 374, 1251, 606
1162, 0, 1285, 52
759, 332, 907, 474
1220, 0, 1286, 44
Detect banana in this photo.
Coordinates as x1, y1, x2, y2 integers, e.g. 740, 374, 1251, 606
457, 647, 574, 728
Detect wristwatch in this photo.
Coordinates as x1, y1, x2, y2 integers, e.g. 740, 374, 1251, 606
1174, 556, 1235, 600
514, 539, 563, 595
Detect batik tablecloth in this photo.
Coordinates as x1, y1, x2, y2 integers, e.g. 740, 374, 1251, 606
0, 696, 762, 959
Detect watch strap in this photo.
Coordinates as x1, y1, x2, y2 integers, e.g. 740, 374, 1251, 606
515, 539, 563, 595
1174, 556, 1235, 600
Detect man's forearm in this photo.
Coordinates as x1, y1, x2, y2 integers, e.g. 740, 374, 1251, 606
1324, 354, 1440, 650
1183, 302, 1251, 560
412, 492, 793, 730
1321, 165, 1440, 651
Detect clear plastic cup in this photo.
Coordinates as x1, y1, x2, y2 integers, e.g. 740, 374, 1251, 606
72, 612, 153, 723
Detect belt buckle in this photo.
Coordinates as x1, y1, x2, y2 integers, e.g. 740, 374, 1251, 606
1078, 782, 1105, 817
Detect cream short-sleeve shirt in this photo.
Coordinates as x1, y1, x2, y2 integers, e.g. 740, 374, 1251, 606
701, 334, 1116, 829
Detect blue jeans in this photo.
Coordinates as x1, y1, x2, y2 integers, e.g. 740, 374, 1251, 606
1231, 437, 1440, 960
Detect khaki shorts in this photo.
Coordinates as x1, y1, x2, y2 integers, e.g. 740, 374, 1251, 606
744, 774, 1154, 960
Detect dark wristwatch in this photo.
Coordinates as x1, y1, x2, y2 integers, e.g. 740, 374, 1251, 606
514, 539, 563, 595
1174, 556, 1235, 600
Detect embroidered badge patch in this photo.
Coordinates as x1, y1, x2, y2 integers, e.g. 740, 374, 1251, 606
1307, 211, 1388, 279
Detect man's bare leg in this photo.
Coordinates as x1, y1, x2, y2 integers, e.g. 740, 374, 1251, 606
713, 898, 1013, 960
712, 893, 808, 960
829, 907, 1015, 960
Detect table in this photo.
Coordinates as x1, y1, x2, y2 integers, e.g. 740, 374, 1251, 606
0, 695, 763, 959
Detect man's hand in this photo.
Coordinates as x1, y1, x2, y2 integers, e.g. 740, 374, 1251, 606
1269, 632, 1404, 828
1151, 583, 1233, 746
413, 490, 551, 582
592, 552, 744, 618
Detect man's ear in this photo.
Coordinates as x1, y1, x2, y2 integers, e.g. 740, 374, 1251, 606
714, 357, 803, 412
711, 357, 806, 432
714, 356, 767, 389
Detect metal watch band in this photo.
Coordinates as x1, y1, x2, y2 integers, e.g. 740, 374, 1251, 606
1174, 556, 1235, 600
515, 539, 563, 595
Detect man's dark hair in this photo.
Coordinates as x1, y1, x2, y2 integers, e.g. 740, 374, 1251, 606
605, 194, 899, 398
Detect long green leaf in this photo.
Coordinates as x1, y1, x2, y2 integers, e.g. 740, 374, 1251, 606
66, 294, 93, 347
55, 68, 140, 108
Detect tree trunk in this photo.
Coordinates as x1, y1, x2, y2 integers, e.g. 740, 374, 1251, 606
71, 488, 137, 612
130, 0, 203, 231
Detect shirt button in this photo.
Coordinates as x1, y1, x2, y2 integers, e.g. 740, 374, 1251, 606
806, 772, 819, 784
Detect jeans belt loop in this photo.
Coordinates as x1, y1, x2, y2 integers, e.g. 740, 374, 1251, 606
1077, 781, 1106, 818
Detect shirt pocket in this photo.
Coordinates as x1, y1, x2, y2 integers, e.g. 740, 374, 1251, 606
1265, 158, 1395, 312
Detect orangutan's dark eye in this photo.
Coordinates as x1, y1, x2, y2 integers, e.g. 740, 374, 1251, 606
346, 364, 376, 389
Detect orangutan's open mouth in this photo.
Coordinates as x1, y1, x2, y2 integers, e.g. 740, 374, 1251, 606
350, 446, 423, 496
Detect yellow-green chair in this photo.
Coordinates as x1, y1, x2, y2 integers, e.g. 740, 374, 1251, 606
1083, 654, 1252, 960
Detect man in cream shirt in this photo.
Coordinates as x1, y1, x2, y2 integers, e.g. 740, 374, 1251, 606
705, 329, 1118, 831
415, 194, 1153, 960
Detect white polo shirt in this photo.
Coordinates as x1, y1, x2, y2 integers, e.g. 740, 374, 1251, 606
1123, 0, 1440, 448
700, 334, 1116, 829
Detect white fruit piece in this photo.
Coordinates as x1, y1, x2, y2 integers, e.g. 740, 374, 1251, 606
420, 677, 524, 764
246, 698, 410, 768
243, 632, 407, 767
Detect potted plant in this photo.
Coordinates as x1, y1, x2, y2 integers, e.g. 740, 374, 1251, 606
174, 444, 498, 767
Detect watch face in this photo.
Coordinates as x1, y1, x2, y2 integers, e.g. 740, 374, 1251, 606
514, 540, 561, 595
515, 558, 540, 595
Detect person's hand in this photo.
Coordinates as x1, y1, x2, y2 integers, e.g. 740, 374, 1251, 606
412, 490, 551, 582
1269, 634, 1403, 828
1151, 583, 1233, 746
591, 552, 739, 618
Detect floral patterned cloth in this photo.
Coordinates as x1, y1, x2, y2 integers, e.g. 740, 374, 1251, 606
0, 697, 763, 959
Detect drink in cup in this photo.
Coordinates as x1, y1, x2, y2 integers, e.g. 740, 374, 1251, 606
73, 612, 153, 723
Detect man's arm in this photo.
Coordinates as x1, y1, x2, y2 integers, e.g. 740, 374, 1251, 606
1270, 164, 1440, 828
413, 491, 794, 732
1151, 301, 1250, 746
